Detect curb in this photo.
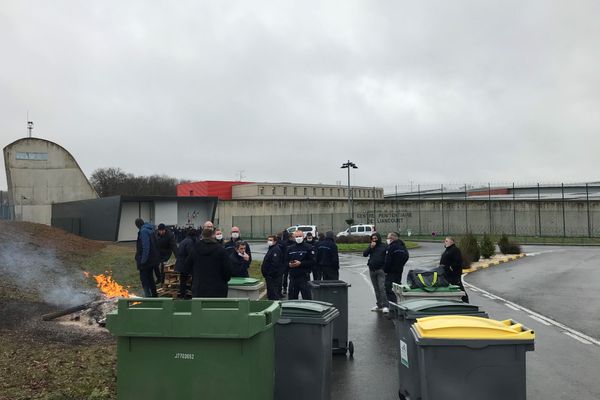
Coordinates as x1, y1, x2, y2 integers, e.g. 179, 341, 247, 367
463, 253, 526, 274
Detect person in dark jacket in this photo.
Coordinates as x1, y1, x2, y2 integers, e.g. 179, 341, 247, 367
316, 231, 340, 280
439, 236, 469, 302
223, 226, 252, 261
185, 228, 233, 297
363, 232, 387, 312
134, 218, 160, 297
279, 230, 294, 296
383, 232, 410, 313
155, 223, 178, 285
261, 235, 284, 300
285, 230, 314, 300
174, 227, 196, 299
229, 241, 251, 277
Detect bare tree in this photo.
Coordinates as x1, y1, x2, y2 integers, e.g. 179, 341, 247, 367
90, 168, 184, 197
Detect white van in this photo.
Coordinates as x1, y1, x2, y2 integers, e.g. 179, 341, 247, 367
287, 225, 318, 238
336, 224, 376, 237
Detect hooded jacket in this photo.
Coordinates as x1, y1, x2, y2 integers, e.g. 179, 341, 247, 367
185, 238, 233, 297
135, 223, 160, 270
316, 235, 339, 270
363, 232, 386, 271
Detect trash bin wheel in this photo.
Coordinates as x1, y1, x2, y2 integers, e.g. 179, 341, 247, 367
398, 390, 406, 400
348, 341, 354, 357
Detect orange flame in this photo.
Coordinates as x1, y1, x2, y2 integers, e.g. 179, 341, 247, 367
93, 273, 131, 298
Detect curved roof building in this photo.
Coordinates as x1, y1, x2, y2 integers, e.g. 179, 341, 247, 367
3, 137, 98, 224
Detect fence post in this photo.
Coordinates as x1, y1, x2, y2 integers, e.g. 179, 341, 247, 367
562, 183, 566, 237
537, 183, 542, 236
464, 184, 468, 234
270, 215, 273, 235
441, 184, 445, 235
488, 183, 492, 234
513, 182, 517, 236
418, 185, 422, 235
395, 185, 399, 231
250, 215, 254, 239
587, 183, 591, 238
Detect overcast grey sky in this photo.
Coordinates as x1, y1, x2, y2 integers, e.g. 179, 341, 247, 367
2, 1, 599, 193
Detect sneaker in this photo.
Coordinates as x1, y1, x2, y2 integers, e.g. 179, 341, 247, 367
370, 306, 381, 312
382, 307, 390, 314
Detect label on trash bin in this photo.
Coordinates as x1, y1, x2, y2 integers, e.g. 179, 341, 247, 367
400, 340, 409, 368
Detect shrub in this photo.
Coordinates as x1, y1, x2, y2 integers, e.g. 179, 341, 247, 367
458, 233, 480, 267
480, 233, 495, 259
498, 234, 522, 254
336, 235, 371, 244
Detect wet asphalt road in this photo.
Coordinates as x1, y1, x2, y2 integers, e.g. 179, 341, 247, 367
252, 242, 600, 399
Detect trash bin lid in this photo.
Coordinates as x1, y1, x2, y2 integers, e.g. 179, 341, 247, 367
308, 280, 351, 288
396, 299, 481, 314
278, 300, 340, 325
394, 283, 461, 293
414, 315, 535, 340
229, 277, 260, 286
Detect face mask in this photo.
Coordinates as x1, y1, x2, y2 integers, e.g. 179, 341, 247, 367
386, 239, 392, 245
231, 232, 240, 239
267, 240, 274, 246
215, 234, 223, 240
295, 237, 304, 244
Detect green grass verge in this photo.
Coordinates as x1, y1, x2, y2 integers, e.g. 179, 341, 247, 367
0, 331, 116, 400
337, 241, 419, 252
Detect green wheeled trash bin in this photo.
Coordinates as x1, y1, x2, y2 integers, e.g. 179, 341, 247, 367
390, 299, 488, 400
411, 315, 535, 400
106, 298, 281, 400
274, 300, 340, 400
228, 277, 265, 299
308, 280, 353, 356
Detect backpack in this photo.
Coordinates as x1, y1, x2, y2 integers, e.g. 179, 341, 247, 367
407, 268, 449, 292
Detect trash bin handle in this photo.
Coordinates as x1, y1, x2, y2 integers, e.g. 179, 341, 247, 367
260, 302, 281, 329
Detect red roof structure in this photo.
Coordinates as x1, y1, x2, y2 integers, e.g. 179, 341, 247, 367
177, 181, 254, 200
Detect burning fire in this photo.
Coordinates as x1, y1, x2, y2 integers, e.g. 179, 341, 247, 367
90, 272, 131, 298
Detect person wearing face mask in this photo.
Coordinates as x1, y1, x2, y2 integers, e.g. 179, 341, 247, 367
439, 236, 469, 302
261, 235, 284, 300
383, 232, 409, 314
229, 241, 251, 277
224, 226, 252, 262
363, 232, 387, 312
214, 228, 224, 244
284, 230, 314, 300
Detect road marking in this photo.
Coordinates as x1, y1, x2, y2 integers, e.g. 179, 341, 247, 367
358, 268, 375, 294
482, 294, 497, 300
528, 315, 551, 326
464, 281, 600, 347
564, 332, 592, 345
504, 303, 520, 311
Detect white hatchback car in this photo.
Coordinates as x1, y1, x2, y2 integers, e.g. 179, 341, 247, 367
287, 225, 318, 238
336, 224, 376, 237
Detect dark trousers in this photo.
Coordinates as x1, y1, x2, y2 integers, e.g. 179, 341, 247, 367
154, 262, 166, 284
179, 273, 190, 298
265, 275, 282, 300
288, 275, 312, 300
385, 272, 403, 304
140, 268, 158, 297
312, 267, 323, 281
450, 277, 469, 303
322, 266, 339, 280
281, 270, 289, 293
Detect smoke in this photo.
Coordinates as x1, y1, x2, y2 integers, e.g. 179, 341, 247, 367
0, 233, 94, 307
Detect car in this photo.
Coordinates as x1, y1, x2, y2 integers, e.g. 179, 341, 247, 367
336, 224, 376, 237
287, 225, 318, 238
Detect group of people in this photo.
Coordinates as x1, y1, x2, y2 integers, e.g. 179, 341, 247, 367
134, 219, 252, 298
133, 219, 341, 301
363, 232, 467, 314
134, 219, 467, 307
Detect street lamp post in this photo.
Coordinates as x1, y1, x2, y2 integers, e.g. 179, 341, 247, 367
340, 160, 358, 221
